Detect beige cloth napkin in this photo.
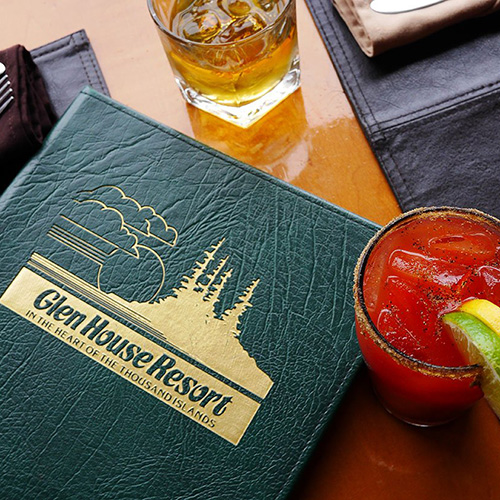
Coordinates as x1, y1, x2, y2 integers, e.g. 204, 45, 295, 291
333, 0, 500, 56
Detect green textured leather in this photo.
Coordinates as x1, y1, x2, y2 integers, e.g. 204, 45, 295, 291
0, 88, 379, 499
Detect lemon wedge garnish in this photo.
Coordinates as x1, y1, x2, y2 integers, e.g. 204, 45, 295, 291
460, 299, 500, 334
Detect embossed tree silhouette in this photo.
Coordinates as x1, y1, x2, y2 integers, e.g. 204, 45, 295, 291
223, 279, 260, 338
176, 239, 224, 294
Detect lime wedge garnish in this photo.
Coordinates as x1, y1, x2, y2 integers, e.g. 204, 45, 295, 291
442, 310, 500, 418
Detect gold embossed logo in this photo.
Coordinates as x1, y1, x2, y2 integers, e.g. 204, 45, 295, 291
0, 186, 273, 445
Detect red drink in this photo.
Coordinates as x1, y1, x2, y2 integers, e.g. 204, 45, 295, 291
354, 208, 500, 425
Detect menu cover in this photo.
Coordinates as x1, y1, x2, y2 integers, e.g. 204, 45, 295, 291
0, 88, 378, 499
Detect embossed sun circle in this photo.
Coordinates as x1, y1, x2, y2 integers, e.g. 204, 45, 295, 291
97, 244, 165, 303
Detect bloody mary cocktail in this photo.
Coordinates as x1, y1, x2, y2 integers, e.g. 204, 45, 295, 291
354, 207, 500, 426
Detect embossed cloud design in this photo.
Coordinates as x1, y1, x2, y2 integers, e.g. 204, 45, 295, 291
74, 185, 178, 247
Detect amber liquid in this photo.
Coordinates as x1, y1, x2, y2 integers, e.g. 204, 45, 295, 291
153, 0, 298, 106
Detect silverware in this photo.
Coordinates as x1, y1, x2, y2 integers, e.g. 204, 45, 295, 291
370, 0, 446, 14
0, 62, 14, 117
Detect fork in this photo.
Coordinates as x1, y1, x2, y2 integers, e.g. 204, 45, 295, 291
0, 62, 14, 117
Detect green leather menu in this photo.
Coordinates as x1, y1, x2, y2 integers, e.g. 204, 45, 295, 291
0, 88, 378, 499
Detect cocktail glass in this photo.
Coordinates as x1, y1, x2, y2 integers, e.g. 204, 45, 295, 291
147, 0, 300, 127
354, 207, 500, 426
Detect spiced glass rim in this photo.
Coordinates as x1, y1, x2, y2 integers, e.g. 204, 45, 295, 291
147, 0, 295, 48
354, 206, 500, 379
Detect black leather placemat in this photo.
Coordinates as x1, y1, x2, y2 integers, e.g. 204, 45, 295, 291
305, 0, 500, 218
31, 30, 110, 117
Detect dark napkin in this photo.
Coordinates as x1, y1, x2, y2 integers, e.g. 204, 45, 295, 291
304, 1, 500, 218
31, 30, 110, 117
0, 45, 57, 191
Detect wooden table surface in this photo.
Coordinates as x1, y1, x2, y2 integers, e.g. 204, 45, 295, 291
1, 1, 499, 498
